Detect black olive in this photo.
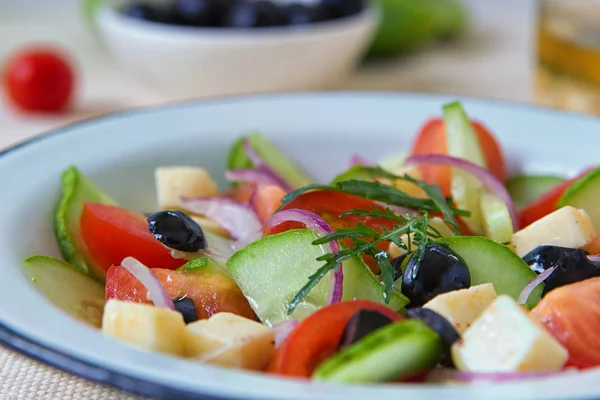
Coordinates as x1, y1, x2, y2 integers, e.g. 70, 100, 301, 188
285, 4, 315, 25
122, 2, 166, 22
545, 250, 600, 295
147, 210, 206, 253
402, 244, 471, 307
338, 309, 394, 349
173, 0, 234, 26
223, 1, 287, 28
391, 253, 408, 281
320, 0, 365, 19
173, 296, 198, 324
406, 307, 459, 367
523, 245, 583, 274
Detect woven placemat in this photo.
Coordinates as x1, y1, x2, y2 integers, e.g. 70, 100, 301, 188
0, 345, 146, 400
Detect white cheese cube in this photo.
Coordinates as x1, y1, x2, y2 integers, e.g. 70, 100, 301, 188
512, 206, 595, 257
451, 295, 568, 372
156, 167, 218, 209
185, 312, 275, 371
388, 217, 455, 259
424, 283, 497, 334
102, 300, 186, 356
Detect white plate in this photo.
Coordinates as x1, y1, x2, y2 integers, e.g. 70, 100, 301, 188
1, 92, 599, 400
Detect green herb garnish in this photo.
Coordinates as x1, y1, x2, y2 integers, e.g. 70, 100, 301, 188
177, 257, 208, 272
286, 168, 469, 314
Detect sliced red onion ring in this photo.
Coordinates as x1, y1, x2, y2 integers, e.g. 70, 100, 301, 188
225, 169, 284, 188
121, 257, 175, 310
427, 368, 574, 383
588, 254, 600, 263
518, 265, 557, 304
405, 154, 519, 231
242, 139, 293, 192
263, 209, 343, 305
348, 153, 370, 168
181, 197, 262, 241
273, 319, 299, 348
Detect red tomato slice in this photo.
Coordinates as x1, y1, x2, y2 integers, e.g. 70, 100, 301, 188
410, 118, 507, 196
106, 265, 256, 320
531, 277, 600, 369
80, 202, 185, 272
518, 168, 594, 228
267, 300, 402, 378
267, 190, 398, 271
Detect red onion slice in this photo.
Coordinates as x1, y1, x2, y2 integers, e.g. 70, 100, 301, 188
518, 265, 557, 304
263, 209, 343, 305
121, 257, 175, 310
427, 368, 574, 383
273, 319, 299, 348
242, 139, 293, 192
348, 153, 371, 168
225, 169, 285, 188
588, 254, 600, 263
405, 154, 519, 231
181, 196, 262, 241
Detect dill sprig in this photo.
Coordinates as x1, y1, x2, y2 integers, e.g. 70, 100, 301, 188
285, 166, 470, 315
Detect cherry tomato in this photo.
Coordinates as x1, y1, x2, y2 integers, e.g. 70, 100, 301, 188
3, 46, 75, 112
518, 168, 594, 228
410, 119, 507, 196
531, 276, 600, 369
267, 300, 402, 378
80, 202, 185, 272
106, 265, 256, 320
267, 190, 398, 272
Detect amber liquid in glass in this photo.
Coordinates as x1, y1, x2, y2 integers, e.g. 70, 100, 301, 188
536, 1, 600, 114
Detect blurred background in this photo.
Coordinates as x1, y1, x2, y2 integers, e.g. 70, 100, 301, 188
0, 0, 597, 148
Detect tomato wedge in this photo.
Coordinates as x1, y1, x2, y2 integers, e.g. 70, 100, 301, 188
410, 118, 506, 196
267, 190, 398, 271
518, 168, 594, 228
531, 277, 600, 369
106, 265, 256, 320
80, 202, 185, 272
267, 300, 402, 378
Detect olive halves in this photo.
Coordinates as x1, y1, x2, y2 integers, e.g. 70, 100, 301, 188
338, 309, 395, 350
147, 210, 206, 253
524, 245, 600, 295
173, 296, 198, 324
402, 244, 471, 307
406, 307, 459, 367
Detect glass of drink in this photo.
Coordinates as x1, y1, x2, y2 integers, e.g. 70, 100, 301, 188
536, 0, 600, 114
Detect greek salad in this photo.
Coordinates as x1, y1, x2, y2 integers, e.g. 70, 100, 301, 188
24, 102, 600, 384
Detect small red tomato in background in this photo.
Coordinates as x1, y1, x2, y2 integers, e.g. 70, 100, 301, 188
3, 46, 75, 113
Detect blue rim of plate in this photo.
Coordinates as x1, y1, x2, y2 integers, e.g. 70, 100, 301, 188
1, 91, 598, 399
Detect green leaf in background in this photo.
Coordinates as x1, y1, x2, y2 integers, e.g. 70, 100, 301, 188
82, 0, 105, 27
368, 0, 468, 58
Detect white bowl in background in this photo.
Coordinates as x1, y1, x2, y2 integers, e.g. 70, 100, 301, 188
96, 2, 378, 99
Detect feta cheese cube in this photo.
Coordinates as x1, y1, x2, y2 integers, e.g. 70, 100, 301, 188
185, 312, 275, 371
451, 295, 568, 372
156, 167, 218, 209
102, 300, 186, 356
512, 206, 595, 257
424, 283, 497, 334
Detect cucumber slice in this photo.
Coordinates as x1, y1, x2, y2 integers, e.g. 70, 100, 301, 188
54, 166, 116, 281
23, 255, 105, 328
226, 229, 408, 326
506, 175, 565, 210
480, 192, 513, 244
558, 167, 600, 232
331, 165, 374, 185
443, 102, 486, 235
228, 132, 313, 189
437, 236, 542, 307
313, 319, 441, 383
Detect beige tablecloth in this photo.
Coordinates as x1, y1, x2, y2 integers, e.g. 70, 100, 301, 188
0, 346, 145, 399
